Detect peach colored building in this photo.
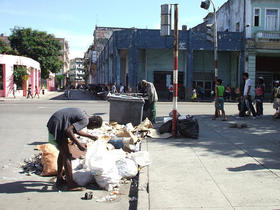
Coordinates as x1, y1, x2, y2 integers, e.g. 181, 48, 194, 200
0, 54, 41, 97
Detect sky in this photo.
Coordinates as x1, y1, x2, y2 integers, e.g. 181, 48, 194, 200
0, 0, 227, 59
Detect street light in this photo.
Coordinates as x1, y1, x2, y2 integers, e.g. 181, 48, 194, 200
201, 0, 218, 98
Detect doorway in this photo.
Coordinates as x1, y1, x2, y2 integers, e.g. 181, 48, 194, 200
153, 71, 185, 100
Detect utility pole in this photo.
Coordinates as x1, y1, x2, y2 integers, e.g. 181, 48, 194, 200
160, 4, 179, 137
201, 0, 218, 97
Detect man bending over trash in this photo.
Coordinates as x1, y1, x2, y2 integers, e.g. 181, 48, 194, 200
141, 80, 158, 123
47, 108, 103, 191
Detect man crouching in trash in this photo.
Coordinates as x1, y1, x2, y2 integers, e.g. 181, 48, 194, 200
47, 108, 103, 191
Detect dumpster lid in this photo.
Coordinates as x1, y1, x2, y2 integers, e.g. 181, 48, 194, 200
108, 94, 145, 103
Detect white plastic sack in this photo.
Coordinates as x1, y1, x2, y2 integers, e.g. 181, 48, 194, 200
116, 158, 138, 179
72, 159, 84, 170
131, 151, 151, 167
85, 140, 121, 190
73, 169, 93, 187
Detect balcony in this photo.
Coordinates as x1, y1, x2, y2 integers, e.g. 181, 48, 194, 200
256, 31, 280, 40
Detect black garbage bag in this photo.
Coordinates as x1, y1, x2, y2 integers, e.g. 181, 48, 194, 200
177, 116, 199, 139
159, 120, 172, 134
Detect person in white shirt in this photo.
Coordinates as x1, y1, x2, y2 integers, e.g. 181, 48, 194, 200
119, 83, 125, 94
239, 73, 256, 117
13, 83, 17, 98
111, 82, 117, 94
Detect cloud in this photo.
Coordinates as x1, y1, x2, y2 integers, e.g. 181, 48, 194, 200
69, 50, 84, 59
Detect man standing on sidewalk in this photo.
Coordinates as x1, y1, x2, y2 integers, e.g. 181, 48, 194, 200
239, 73, 256, 118
12, 83, 17, 98
142, 80, 158, 123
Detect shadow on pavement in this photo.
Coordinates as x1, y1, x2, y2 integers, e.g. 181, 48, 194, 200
93, 112, 106, 116
49, 90, 100, 101
0, 181, 56, 194
154, 114, 280, 173
28, 141, 48, 146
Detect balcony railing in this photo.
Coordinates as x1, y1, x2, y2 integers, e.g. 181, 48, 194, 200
256, 31, 280, 40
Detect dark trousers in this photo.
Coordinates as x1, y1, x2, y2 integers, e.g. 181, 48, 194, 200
239, 95, 256, 117
255, 95, 263, 116
27, 90, 33, 98
168, 92, 173, 101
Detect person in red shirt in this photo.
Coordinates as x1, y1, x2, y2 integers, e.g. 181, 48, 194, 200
168, 84, 173, 101
255, 77, 265, 117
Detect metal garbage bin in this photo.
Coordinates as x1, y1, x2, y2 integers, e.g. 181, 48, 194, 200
108, 95, 145, 126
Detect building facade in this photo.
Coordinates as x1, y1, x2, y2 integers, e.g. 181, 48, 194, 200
0, 54, 41, 97
95, 28, 244, 99
86, 26, 130, 85
56, 38, 70, 88
203, 0, 280, 98
69, 58, 85, 87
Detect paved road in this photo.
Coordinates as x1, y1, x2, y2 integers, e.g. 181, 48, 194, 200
1, 92, 280, 209
0, 92, 131, 210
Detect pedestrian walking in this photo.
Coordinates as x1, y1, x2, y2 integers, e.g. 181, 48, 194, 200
192, 88, 198, 101
111, 82, 117, 94
119, 83, 125, 94
239, 73, 257, 118
213, 79, 227, 121
272, 81, 280, 118
42, 86, 45, 95
168, 84, 173, 101
141, 80, 158, 123
34, 86, 40, 99
47, 108, 102, 191
13, 83, 17, 98
225, 85, 231, 101
27, 84, 33, 99
255, 77, 264, 117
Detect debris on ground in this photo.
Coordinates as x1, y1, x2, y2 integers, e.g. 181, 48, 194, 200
81, 191, 95, 200
159, 115, 199, 139
37, 144, 59, 176
21, 118, 153, 194
21, 153, 42, 176
96, 194, 117, 202
177, 115, 199, 139
229, 122, 248, 129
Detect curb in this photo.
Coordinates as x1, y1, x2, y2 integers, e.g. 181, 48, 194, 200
137, 139, 150, 210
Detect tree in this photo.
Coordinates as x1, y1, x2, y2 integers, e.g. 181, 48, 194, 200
0, 39, 18, 55
13, 65, 28, 88
9, 27, 63, 79
56, 74, 65, 88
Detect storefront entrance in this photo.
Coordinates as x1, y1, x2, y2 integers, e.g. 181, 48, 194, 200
153, 71, 185, 100
256, 56, 280, 98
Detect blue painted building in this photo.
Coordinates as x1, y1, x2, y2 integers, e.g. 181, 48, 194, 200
96, 28, 244, 100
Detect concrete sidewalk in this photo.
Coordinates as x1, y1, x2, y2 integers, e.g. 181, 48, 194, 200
0, 91, 63, 101
140, 104, 280, 209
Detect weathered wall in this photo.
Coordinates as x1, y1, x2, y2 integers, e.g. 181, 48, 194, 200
205, 0, 252, 38
145, 49, 186, 85
251, 0, 280, 36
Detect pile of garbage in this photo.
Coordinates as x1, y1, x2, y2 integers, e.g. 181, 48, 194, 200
159, 115, 199, 139
21, 153, 42, 176
21, 118, 155, 192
